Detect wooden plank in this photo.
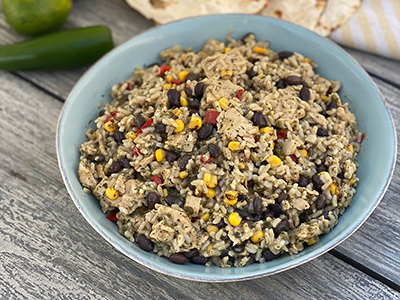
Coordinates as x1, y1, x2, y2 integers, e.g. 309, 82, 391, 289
0, 0, 400, 100
333, 75, 400, 285
0, 71, 398, 300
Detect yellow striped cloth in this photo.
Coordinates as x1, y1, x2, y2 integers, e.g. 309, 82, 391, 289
331, 0, 400, 60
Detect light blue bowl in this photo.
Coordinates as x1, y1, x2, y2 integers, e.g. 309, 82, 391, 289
57, 15, 396, 281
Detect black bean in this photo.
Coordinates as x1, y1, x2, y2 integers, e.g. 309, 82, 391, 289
316, 163, 328, 173
168, 188, 180, 196
263, 249, 280, 261
146, 192, 160, 209
194, 82, 205, 99
279, 51, 294, 60
90, 153, 105, 163
220, 250, 229, 258
184, 87, 193, 98
216, 219, 225, 228
298, 175, 310, 187
326, 101, 338, 111
113, 130, 124, 144
253, 197, 263, 215
312, 174, 323, 190
252, 111, 267, 128
253, 214, 261, 222
136, 234, 154, 252
165, 150, 180, 162
228, 256, 235, 265
238, 194, 247, 201
108, 161, 122, 175
134, 113, 145, 129
186, 73, 199, 82
154, 122, 166, 134
197, 122, 214, 140
188, 183, 196, 191
120, 157, 131, 169
233, 243, 245, 253
178, 154, 191, 170
169, 253, 188, 265
98, 110, 105, 117
263, 211, 275, 219
165, 195, 181, 206
190, 254, 208, 265
275, 191, 287, 203
208, 143, 220, 158
317, 127, 329, 137
276, 79, 287, 89
247, 66, 258, 78
183, 249, 199, 258
299, 212, 307, 223
274, 219, 290, 237
167, 89, 181, 107
249, 253, 256, 264
315, 194, 326, 210
286, 75, 302, 85
300, 86, 310, 101
269, 203, 283, 216
235, 209, 251, 220
188, 98, 200, 110
321, 211, 330, 220
337, 171, 345, 180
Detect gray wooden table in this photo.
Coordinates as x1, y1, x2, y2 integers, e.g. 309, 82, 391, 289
0, 1, 399, 299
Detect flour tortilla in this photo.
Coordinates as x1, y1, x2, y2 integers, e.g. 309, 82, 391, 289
126, 0, 269, 25
259, 0, 327, 30
315, 0, 362, 36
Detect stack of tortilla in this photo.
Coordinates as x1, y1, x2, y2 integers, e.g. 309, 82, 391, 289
125, 0, 362, 37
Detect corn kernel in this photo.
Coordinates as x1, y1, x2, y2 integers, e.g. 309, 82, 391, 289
103, 167, 108, 176
179, 97, 188, 107
321, 95, 328, 102
181, 91, 188, 99
253, 46, 268, 55
173, 108, 182, 117
270, 111, 275, 116
224, 47, 230, 53
228, 212, 242, 227
126, 131, 137, 141
303, 58, 312, 63
206, 225, 219, 234
224, 190, 239, 205
203, 173, 218, 188
260, 127, 274, 134
329, 180, 339, 195
299, 149, 308, 158
307, 237, 318, 246
172, 83, 177, 89
270, 141, 275, 150
228, 141, 240, 151
178, 70, 189, 82
163, 83, 172, 90
251, 230, 265, 243
348, 144, 354, 153
92, 132, 97, 139
207, 244, 213, 252
267, 155, 281, 168
181, 54, 188, 62
174, 119, 185, 133
238, 162, 245, 170
179, 171, 189, 179
155, 149, 164, 162
205, 188, 215, 198
105, 187, 119, 200
257, 73, 263, 79
163, 189, 168, 197
349, 179, 355, 185
218, 97, 230, 110
200, 212, 210, 221
188, 116, 202, 130
221, 68, 233, 80
166, 74, 173, 83
104, 119, 118, 132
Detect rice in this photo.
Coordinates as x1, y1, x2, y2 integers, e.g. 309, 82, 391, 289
77, 33, 363, 267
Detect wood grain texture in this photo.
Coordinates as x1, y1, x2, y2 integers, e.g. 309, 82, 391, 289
0, 71, 399, 300
0, 0, 400, 100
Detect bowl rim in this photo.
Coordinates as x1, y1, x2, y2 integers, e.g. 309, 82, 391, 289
56, 14, 397, 282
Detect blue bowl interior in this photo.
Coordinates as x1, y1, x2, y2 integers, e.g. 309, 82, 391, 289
57, 15, 396, 281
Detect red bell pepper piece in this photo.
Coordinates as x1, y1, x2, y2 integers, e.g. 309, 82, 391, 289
160, 65, 171, 77
200, 156, 214, 164
170, 78, 182, 85
360, 133, 366, 143
132, 145, 142, 157
106, 211, 118, 221
151, 176, 163, 186
236, 89, 244, 99
137, 118, 153, 135
288, 154, 298, 163
277, 130, 287, 140
205, 110, 220, 125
